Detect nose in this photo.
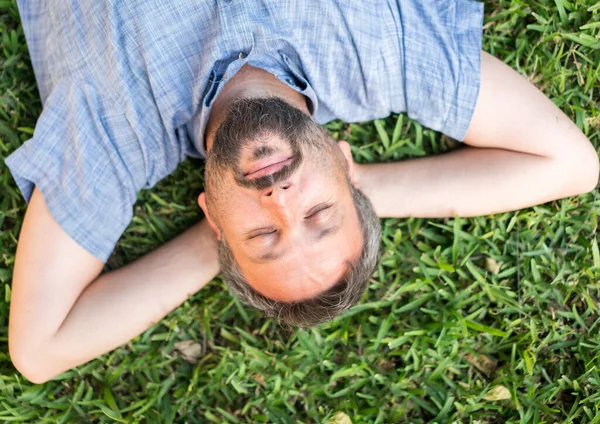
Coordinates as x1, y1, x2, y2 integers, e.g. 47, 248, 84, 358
262, 182, 293, 208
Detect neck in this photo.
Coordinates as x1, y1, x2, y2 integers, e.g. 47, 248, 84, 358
204, 65, 310, 151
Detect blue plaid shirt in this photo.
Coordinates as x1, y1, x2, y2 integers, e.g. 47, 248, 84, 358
5, 0, 483, 261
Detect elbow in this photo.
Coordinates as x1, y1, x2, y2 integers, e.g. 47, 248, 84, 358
9, 338, 55, 384
574, 149, 599, 194
558, 143, 599, 196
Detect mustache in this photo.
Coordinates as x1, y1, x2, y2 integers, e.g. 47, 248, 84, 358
234, 152, 303, 190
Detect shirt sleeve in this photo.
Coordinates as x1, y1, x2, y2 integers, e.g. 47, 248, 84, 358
397, 0, 484, 141
4, 80, 148, 262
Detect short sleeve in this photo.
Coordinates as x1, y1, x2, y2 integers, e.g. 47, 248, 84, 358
398, 0, 484, 141
5, 80, 147, 262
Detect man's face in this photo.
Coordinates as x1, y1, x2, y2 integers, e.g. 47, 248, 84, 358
201, 100, 363, 302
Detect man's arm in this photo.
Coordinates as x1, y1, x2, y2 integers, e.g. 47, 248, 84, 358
355, 51, 599, 218
9, 188, 219, 384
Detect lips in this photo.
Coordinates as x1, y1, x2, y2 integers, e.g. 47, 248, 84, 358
244, 156, 293, 179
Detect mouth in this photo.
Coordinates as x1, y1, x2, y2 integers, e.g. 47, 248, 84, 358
244, 156, 294, 180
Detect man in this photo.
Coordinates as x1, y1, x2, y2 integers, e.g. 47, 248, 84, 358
5, 0, 598, 384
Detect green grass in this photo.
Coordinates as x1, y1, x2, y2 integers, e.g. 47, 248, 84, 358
1, 0, 600, 422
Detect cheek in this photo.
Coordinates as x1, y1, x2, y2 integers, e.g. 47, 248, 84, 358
206, 161, 231, 185
205, 164, 239, 205
214, 191, 265, 231
299, 163, 341, 196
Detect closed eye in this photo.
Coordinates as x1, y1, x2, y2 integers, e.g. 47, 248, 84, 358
247, 229, 277, 240
245, 202, 334, 239
305, 203, 333, 219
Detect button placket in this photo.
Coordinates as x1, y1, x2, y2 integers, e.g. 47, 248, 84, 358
279, 52, 309, 91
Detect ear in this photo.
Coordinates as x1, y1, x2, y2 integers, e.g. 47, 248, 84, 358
198, 192, 222, 241
337, 141, 357, 186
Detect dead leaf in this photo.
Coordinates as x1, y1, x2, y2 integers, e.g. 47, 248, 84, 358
376, 358, 395, 373
327, 412, 352, 424
484, 385, 511, 401
485, 257, 502, 275
174, 340, 202, 364
464, 352, 497, 376
586, 115, 600, 129
253, 373, 266, 388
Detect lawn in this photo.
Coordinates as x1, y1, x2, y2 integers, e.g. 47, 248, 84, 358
1, 0, 600, 422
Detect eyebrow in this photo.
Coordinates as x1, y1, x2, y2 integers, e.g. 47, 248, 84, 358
253, 222, 343, 264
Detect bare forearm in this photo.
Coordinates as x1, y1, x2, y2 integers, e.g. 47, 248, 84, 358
356, 146, 596, 218
33, 220, 218, 382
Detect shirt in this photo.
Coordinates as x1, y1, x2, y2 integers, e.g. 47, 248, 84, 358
5, 0, 484, 261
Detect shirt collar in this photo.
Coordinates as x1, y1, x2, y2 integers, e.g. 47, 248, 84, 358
190, 51, 318, 158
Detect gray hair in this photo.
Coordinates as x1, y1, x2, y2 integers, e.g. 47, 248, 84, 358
218, 183, 381, 328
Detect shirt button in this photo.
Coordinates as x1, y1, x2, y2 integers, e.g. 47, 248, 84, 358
238, 51, 247, 59
285, 78, 295, 86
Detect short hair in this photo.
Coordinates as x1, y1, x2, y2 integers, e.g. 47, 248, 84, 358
218, 182, 381, 328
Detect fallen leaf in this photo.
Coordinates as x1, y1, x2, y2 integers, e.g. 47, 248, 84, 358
376, 358, 395, 373
174, 340, 202, 364
464, 352, 497, 376
253, 373, 266, 388
458, 381, 470, 390
327, 412, 352, 424
485, 257, 502, 275
484, 385, 511, 401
